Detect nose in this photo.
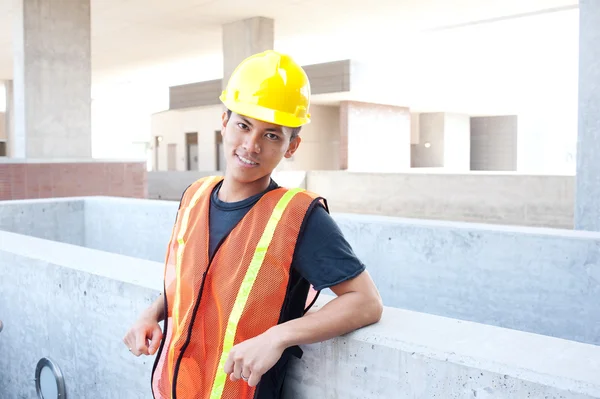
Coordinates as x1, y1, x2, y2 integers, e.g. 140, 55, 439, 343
243, 132, 261, 154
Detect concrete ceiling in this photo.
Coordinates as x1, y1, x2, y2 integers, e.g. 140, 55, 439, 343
0, 0, 578, 83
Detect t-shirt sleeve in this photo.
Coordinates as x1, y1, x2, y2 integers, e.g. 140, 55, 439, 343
292, 204, 366, 291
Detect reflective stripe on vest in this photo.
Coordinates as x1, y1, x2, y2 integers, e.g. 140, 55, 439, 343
151, 176, 321, 399
209, 188, 303, 399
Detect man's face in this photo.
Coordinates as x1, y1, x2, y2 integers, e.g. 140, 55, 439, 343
221, 111, 301, 183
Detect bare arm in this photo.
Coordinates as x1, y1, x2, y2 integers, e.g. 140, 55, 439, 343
123, 294, 165, 356
225, 271, 383, 386
271, 270, 383, 347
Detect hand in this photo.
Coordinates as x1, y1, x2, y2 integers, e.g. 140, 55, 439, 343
224, 329, 286, 387
123, 316, 163, 357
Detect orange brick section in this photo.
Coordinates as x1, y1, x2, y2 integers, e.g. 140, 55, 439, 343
0, 162, 147, 200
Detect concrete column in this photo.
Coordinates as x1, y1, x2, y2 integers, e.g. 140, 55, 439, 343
4, 80, 15, 157
575, 0, 600, 231
12, 0, 91, 159
341, 101, 411, 173
222, 17, 274, 88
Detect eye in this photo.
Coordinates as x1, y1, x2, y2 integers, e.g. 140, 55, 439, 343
237, 123, 249, 131
266, 133, 280, 141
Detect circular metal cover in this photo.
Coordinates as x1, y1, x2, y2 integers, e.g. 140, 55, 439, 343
35, 357, 67, 398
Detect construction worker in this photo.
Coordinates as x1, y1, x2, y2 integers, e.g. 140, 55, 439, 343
124, 50, 383, 399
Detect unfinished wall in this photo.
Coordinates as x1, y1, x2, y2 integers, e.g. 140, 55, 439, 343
471, 115, 518, 171
151, 105, 222, 171
411, 113, 470, 170
306, 171, 574, 228
0, 197, 84, 245
276, 104, 340, 171
1, 230, 598, 399
0, 112, 5, 140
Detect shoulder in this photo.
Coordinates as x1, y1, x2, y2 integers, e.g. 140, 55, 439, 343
179, 176, 224, 207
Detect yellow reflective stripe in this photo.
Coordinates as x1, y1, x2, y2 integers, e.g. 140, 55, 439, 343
210, 188, 304, 399
168, 176, 219, 384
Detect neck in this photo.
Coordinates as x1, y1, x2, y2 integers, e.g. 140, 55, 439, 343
218, 174, 271, 203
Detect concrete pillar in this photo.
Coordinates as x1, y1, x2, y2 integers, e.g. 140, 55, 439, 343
575, 0, 600, 231
222, 17, 274, 88
12, 0, 91, 159
4, 80, 15, 157
341, 101, 411, 172
410, 113, 470, 171
470, 116, 518, 171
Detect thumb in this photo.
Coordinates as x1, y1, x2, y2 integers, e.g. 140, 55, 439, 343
148, 325, 163, 355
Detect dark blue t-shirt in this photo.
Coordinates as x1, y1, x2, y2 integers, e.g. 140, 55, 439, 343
208, 179, 365, 291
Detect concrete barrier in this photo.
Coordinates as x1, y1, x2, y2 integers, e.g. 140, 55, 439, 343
147, 170, 306, 201
306, 171, 575, 228
147, 170, 576, 228
0, 197, 84, 245
1, 196, 599, 346
1, 230, 598, 399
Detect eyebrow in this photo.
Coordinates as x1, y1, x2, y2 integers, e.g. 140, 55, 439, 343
240, 116, 283, 134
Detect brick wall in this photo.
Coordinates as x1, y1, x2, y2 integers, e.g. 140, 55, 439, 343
0, 162, 147, 200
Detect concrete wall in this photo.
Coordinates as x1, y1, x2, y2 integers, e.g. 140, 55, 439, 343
84, 196, 179, 262
1, 230, 599, 399
471, 116, 518, 171
276, 104, 341, 171
146, 170, 304, 201
2, 196, 597, 346
0, 112, 5, 140
151, 104, 341, 173
333, 212, 600, 346
411, 113, 445, 168
151, 105, 222, 171
0, 197, 84, 245
0, 231, 160, 399
306, 171, 575, 228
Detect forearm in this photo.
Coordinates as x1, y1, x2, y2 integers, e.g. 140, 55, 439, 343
141, 294, 165, 323
270, 291, 382, 348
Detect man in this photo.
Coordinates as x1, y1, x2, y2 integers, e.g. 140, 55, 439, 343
124, 50, 383, 399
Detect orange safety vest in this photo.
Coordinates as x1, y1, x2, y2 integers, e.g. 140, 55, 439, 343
151, 176, 326, 399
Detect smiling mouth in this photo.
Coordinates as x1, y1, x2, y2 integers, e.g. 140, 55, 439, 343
236, 154, 259, 166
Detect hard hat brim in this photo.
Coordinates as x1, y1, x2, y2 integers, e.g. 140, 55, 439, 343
221, 96, 311, 128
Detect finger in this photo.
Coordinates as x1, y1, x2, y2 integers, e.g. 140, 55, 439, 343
123, 333, 136, 355
247, 369, 262, 387
242, 365, 252, 384
148, 326, 163, 355
224, 354, 234, 375
134, 330, 150, 356
231, 358, 243, 382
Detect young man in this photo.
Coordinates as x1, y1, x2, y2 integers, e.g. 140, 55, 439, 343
124, 50, 383, 399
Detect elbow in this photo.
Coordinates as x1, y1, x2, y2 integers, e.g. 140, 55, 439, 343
362, 293, 383, 326
372, 295, 384, 323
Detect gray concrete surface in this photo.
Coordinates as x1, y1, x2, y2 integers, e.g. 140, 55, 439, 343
575, 0, 600, 232
0, 230, 161, 399
0, 197, 84, 245
84, 196, 177, 262
12, 0, 92, 158
1, 196, 599, 346
148, 171, 575, 228
1, 231, 598, 399
307, 171, 575, 228
286, 295, 600, 399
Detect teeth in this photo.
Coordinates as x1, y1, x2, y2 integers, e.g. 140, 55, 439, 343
238, 155, 257, 165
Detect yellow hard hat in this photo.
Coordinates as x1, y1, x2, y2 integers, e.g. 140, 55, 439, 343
220, 50, 311, 127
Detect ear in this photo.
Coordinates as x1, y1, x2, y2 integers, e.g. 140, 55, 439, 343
221, 111, 229, 131
285, 136, 301, 159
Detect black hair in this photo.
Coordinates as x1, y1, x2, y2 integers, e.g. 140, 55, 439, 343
226, 109, 301, 140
